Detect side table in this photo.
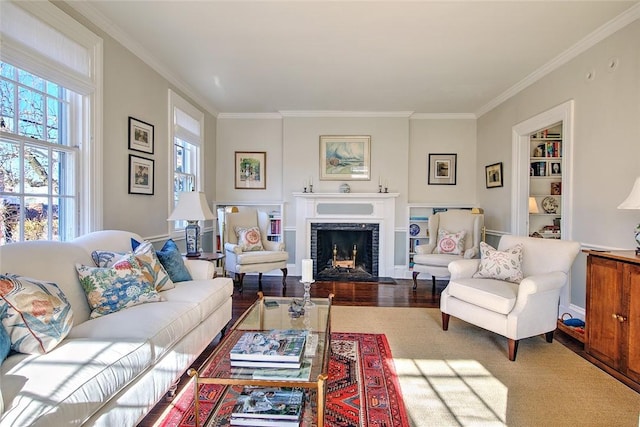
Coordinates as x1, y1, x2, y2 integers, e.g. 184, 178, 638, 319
184, 252, 225, 277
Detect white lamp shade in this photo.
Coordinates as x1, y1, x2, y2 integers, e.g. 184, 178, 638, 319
168, 192, 215, 221
528, 197, 539, 214
618, 177, 640, 210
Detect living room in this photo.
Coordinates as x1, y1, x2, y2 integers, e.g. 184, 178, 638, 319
1, 1, 640, 426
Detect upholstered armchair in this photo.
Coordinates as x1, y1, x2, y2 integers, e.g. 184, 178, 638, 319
412, 209, 484, 294
223, 207, 288, 291
441, 235, 581, 361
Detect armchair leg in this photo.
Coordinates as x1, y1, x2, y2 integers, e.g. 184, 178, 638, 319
412, 271, 419, 290
508, 339, 519, 361
236, 273, 245, 293
258, 273, 263, 291
545, 330, 554, 343
281, 268, 288, 289
431, 276, 437, 295
441, 312, 450, 331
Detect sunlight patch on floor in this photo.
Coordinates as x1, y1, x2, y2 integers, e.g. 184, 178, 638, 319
394, 358, 507, 427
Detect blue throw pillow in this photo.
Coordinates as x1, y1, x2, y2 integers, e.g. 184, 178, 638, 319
0, 305, 12, 363
153, 239, 192, 283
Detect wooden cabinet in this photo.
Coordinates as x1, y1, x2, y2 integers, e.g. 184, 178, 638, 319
585, 250, 640, 391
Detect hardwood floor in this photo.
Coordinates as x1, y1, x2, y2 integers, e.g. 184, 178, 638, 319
137, 275, 584, 426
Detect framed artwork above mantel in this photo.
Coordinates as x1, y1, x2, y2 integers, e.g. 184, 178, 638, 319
319, 135, 371, 181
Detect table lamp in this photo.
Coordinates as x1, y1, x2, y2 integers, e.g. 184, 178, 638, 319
528, 197, 539, 214
168, 192, 215, 257
617, 176, 640, 255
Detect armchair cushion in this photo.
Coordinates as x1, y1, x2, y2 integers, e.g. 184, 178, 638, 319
434, 229, 466, 255
448, 278, 519, 314
473, 242, 524, 283
235, 226, 264, 252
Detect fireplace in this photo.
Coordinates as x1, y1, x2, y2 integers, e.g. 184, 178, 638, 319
311, 222, 379, 281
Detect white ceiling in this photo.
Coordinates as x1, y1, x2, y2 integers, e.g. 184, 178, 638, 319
68, 1, 639, 117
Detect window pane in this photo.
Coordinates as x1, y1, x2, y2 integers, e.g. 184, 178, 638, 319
0, 140, 21, 193
53, 150, 74, 196
57, 196, 73, 241
47, 97, 59, 143
0, 195, 21, 244
24, 196, 49, 241
46, 81, 60, 97
18, 69, 44, 91
0, 80, 15, 132
18, 87, 44, 139
0, 63, 15, 79
23, 145, 50, 193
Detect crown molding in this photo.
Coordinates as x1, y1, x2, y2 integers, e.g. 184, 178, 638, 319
217, 112, 283, 119
476, 3, 640, 118
410, 113, 476, 120
279, 110, 414, 118
64, 1, 219, 117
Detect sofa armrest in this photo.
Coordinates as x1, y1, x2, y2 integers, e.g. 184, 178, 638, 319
517, 271, 567, 296
448, 259, 480, 279
184, 259, 215, 280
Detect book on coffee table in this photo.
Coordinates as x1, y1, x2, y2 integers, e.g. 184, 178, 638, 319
231, 386, 304, 421
230, 416, 300, 427
229, 359, 303, 369
230, 330, 307, 363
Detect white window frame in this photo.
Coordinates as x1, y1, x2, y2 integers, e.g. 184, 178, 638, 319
168, 89, 205, 238
0, 1, 103, 240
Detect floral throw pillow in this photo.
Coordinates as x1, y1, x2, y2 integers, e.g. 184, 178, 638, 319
76, 253, 161, 319
473, 241, 524, 283
434, 229, 466, 255
92, 241, 175, 291
235, 226, 264, 252
0, 274, 74, 354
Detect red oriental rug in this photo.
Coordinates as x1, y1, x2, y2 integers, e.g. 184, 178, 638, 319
154, 332, 409, 427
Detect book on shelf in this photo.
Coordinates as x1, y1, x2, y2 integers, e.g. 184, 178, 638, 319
230, 330, 307, 363
231, 386, 304, 421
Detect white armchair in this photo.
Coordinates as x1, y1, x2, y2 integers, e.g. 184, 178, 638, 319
441, 235, 581, 361
412, 209, 484, 294
223, 207, 288, 291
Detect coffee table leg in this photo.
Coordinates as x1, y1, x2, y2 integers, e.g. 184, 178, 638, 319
317, 376, 326, 427
188, 368, 200, 427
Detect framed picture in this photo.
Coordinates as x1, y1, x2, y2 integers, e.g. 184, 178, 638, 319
128, 117, 154, 154
235, 151, 266, 189
428, 153, 457, 185
549, 161, 562, 176
319, 135, 371, 181
128, 154, 154, 195
485, 162, 503, 188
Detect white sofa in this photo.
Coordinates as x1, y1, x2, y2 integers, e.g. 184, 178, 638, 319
0, 230, 234, 426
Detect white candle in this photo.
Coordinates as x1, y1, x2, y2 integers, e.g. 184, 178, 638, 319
302, 258, 313, 282
379, 176, 382, 186
309, 176, 313, 186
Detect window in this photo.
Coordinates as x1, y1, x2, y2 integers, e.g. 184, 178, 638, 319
0, 1, 102, 244
169, 90, 205, 234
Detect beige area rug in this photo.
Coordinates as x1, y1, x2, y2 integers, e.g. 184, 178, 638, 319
331, 306, 640, 427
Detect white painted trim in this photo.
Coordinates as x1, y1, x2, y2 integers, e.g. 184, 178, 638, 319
218, 113, 283, 119
279, 110, 414, 118
477, 3, 640, 117
410, 113, 476, 120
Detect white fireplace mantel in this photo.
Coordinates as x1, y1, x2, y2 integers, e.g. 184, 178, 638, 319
293, 192, 399, 278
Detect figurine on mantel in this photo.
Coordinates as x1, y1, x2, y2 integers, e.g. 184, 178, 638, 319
339, 183, 350, 193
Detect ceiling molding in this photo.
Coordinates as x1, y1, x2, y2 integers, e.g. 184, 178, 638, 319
64, 1, 220, 117
279, 110, 414, 118
218, 112, 283, 119
476, 2, 640, 118
410, 113, 476, 120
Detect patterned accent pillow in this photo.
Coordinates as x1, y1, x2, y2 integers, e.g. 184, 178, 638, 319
76, 253, 161, 319
156, 239, 193, 283
92, 241, 175, 291
434, 229, 466, 255
235, 226, 264, 251
473, 241, 524, 283
0, 274, 74, 354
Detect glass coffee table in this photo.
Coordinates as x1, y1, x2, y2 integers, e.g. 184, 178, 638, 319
188, 292, 334, 427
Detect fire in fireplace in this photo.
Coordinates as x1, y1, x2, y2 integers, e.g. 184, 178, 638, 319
310, 222, 379, 281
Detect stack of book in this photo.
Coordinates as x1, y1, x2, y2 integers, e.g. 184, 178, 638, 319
230, 386, 304, 426
230, 329, 308, 369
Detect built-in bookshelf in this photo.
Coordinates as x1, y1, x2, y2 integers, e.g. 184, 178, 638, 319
529, 123, 562, 239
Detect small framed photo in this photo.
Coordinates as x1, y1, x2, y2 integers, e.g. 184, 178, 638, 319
549, 161, 562, 176
128, 117, 154, 154
128, 155, 154, 195
320, 135, 371, 181
485, 162, 503, 188
428, 153, 457, 185
235, 151, 266, 189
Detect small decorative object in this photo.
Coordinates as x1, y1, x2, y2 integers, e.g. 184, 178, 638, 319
551, 182, 562, 195
428, 153, 457, 185
320, 135, 371, 181
339, 183, 350, 193
167, 192, 215, 257
128, 154, 154, 195
288, 299, 305, 318
409, 223, 420, 236
549, 161, 562, 176
617, 176, 640, 255
128, 116, 154, 154
541, 196, 558, 214
485, 162, 503, 188
235, 151, 266, 189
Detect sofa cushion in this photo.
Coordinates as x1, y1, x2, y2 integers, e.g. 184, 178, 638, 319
67, 300, 201, 362
93, 240, 175, 291
75, 253, 161, 319
448, 277, 519, 314
161, 278, 234, 322
236, 250, 289, 265
155, 239, 193, 283
0, 275, 73, 355
0, 338, 152, 427
434, 229, 466, 255
235, 226, 264, 252
473, 241, 524, 283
